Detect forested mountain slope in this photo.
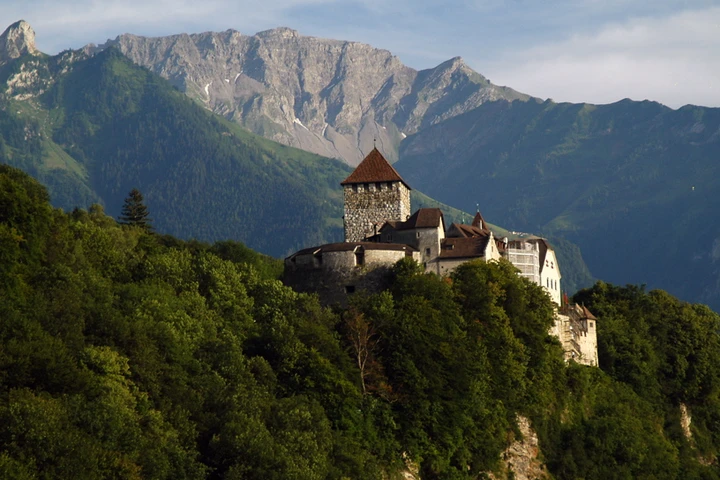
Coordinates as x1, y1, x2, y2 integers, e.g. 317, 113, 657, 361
1, 165, 719, 479
0, 36, 474, 258
396, 98, 720, 308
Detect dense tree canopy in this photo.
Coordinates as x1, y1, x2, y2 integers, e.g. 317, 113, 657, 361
1, 166, 720, 478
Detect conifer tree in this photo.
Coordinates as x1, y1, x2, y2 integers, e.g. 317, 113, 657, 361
119, 188, 153, 231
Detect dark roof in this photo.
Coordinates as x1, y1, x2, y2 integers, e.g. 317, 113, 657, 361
438, 236, 490, 259
403, 208, 444, 229
447, 222, 488, 238
379, 208, 444, 232
341, 148, 411, 188
288, 241, 417, 258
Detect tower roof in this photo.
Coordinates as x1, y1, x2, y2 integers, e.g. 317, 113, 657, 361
341, 148, 411, 189
472, 211, 490, 233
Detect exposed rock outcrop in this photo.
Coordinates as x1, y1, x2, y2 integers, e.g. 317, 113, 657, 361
92, 28, 531, 165
0, 20, 38, 64
489, 416, 550, 480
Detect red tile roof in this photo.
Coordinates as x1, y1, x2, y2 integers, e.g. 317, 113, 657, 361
340, 148, 411, 189
582, 305, 597, 320
472, 211, 487, 231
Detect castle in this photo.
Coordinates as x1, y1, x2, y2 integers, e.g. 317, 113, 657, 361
284, 148, 598, 366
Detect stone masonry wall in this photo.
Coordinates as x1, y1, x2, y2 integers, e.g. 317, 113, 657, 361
344, 182, 411, 241
284, 248, 418, 306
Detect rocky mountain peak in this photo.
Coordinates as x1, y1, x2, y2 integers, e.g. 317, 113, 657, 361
100, 27, 531, 165
0, 20, 38, 63
256, 27, 299, 39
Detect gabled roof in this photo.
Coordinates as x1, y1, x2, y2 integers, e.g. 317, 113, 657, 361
341, 148, 411, 189
403, 208, 444, 229
447, 222, 488, 238
379, 208, 444, 232
438, 236, 490, 259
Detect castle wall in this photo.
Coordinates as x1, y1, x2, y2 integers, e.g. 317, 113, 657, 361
284, 247, 419, 306
576, 318, 598, 366
344, 182, 411, 242
383, 227, 444, 266
435, 257, 483, 275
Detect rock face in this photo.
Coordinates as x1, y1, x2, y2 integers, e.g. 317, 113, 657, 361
0, 20, 38, 64
489, 416, 549, 480
94, 28, 530, 165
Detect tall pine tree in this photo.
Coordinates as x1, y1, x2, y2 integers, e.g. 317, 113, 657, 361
119, 188, 153, 231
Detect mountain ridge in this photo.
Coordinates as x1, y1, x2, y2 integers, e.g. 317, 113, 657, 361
90, 26, 531, 165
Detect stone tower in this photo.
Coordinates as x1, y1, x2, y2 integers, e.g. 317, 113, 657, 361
341, 148, 411, 242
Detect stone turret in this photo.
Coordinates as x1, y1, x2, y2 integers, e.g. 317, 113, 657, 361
341, 148, 411, 242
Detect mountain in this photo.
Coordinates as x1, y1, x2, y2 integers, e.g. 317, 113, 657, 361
0, 22, 470, 259
395, 98, 720, 308
91, 27, 530, 166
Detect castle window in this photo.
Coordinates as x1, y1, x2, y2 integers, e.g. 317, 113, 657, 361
352, 184, 358, 192
425, 248, 431, 256
387, 182, 392, 189
355, 250, 365, 266
376, 182, 382, 191
416, 232, 421, 238
345, 285, 356, 294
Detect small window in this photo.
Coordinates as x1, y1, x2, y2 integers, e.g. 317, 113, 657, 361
416, 232, 421, 238
355, 250, 365, 266
352, 184, 358, 192
345, 285, 356, 294
386, 182, 392, 189
589, 321, 594, 328
376, 182, 382, 190
425, 248, 431, 256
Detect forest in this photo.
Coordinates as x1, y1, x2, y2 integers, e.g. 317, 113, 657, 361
1, 164, 720, 479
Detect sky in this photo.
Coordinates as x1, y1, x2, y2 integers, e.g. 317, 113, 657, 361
2, 0, 719, 108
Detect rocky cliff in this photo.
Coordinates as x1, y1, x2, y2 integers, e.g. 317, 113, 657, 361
0, 20, 39, 65
93, 28, 530, 165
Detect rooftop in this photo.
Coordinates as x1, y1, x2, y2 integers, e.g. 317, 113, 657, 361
340, 148, 411, 189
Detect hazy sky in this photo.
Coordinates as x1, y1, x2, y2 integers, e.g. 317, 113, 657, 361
2, 0, 719, 108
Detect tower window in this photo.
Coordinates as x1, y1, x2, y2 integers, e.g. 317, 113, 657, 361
345, 285, 356, 294
355, 250, 365, 266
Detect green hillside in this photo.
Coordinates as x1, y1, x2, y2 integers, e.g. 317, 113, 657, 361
0, 47, 477, 259
1, 166, 719, 479
397, 98, 720, 308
